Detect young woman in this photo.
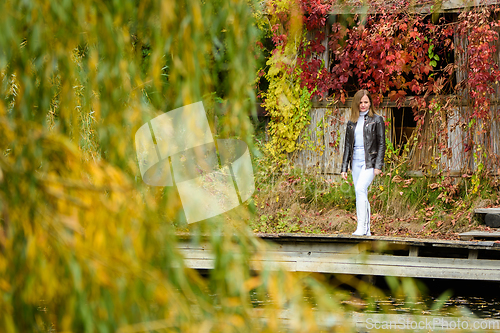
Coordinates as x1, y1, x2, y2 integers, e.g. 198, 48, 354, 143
341, 90, 386, 236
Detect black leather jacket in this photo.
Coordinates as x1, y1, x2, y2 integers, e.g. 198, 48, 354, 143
341, 114, 386, 173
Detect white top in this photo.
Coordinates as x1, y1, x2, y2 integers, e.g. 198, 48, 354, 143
354, 111, 368, 149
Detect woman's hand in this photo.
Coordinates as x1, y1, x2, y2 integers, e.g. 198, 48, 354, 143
374, 169, 382, 176
341, 172, 348, 181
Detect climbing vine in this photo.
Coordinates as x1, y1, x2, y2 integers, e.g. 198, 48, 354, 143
259, 0, 322, 162
258, 0, 500, 172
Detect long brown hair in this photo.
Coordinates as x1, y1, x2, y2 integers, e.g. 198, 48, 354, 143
350, 89, 374, 122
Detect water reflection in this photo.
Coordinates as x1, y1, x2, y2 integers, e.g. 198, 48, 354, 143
360, 295, 500, 319
249, 277, 500, 329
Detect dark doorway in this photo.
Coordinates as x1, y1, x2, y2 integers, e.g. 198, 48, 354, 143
392, 107, 417, 149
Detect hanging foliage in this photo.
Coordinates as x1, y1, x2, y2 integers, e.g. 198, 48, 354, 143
259, 0, 320, 162
0, 0, 357, 331
258, 0, 500, 172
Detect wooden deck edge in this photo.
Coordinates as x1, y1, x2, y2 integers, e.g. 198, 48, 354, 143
257, 233, 500, 249
474, 208, 500, 214
459, 231, 500, 241
183, 258, 500, 281
176, 232, 500, 249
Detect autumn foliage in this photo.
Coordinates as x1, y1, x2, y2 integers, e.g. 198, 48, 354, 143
0, 1, 357, 332
259, 0, 500, 171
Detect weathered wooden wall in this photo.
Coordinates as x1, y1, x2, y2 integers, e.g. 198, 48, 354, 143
486, 107, 500, 173
405, 107, 466, 173
291, 106, 348, 174
447, 107, 466, 171
450, 20, 500, 173
290, 106, 342, 174
291, 105, 390, 175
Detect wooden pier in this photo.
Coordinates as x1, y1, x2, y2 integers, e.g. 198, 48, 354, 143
178, 234, 500, 281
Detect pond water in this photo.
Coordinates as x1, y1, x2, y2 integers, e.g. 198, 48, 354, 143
343, 277, 500, 319
353, 292, 500, 332
250, 277, 500, 331
364, 294, 500, 319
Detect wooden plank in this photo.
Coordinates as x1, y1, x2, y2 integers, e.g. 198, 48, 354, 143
277, 253, 500, 269
409, 246, 419, 257
323, 106, 348, 174
259, 233, 500, 250
184, 257, 500, 280
490, 107, 500, 164
293, 262, 500, 280
257, 254, 500, 280
180, 248, 500, 269
183, 259, 214, 270
468, 249, 478, 259
265, 253, 500, 279
176, 243, 210, 250
180, 248, 500, 270
177, 233, 500, 260
474, 208, 500, 214
329, 0, 500, 14
178, 241, 360, 255
447, 107, 466, 172
459, 231, 500, 241
291, 108, 326, 173
178, 236, 500, 280
271, 241, 360, 254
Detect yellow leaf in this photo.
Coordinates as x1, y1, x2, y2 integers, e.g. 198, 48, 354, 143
0, 279, 11, 291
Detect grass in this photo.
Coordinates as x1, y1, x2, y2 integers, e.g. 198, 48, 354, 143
250, 135, 500, 239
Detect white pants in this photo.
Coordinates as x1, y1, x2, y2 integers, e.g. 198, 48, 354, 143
352, 153, 374, 235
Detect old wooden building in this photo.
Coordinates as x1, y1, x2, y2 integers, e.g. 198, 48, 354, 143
288, 0, 500, 177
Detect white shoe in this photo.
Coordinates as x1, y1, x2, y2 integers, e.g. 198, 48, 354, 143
352, 220, 367, 236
